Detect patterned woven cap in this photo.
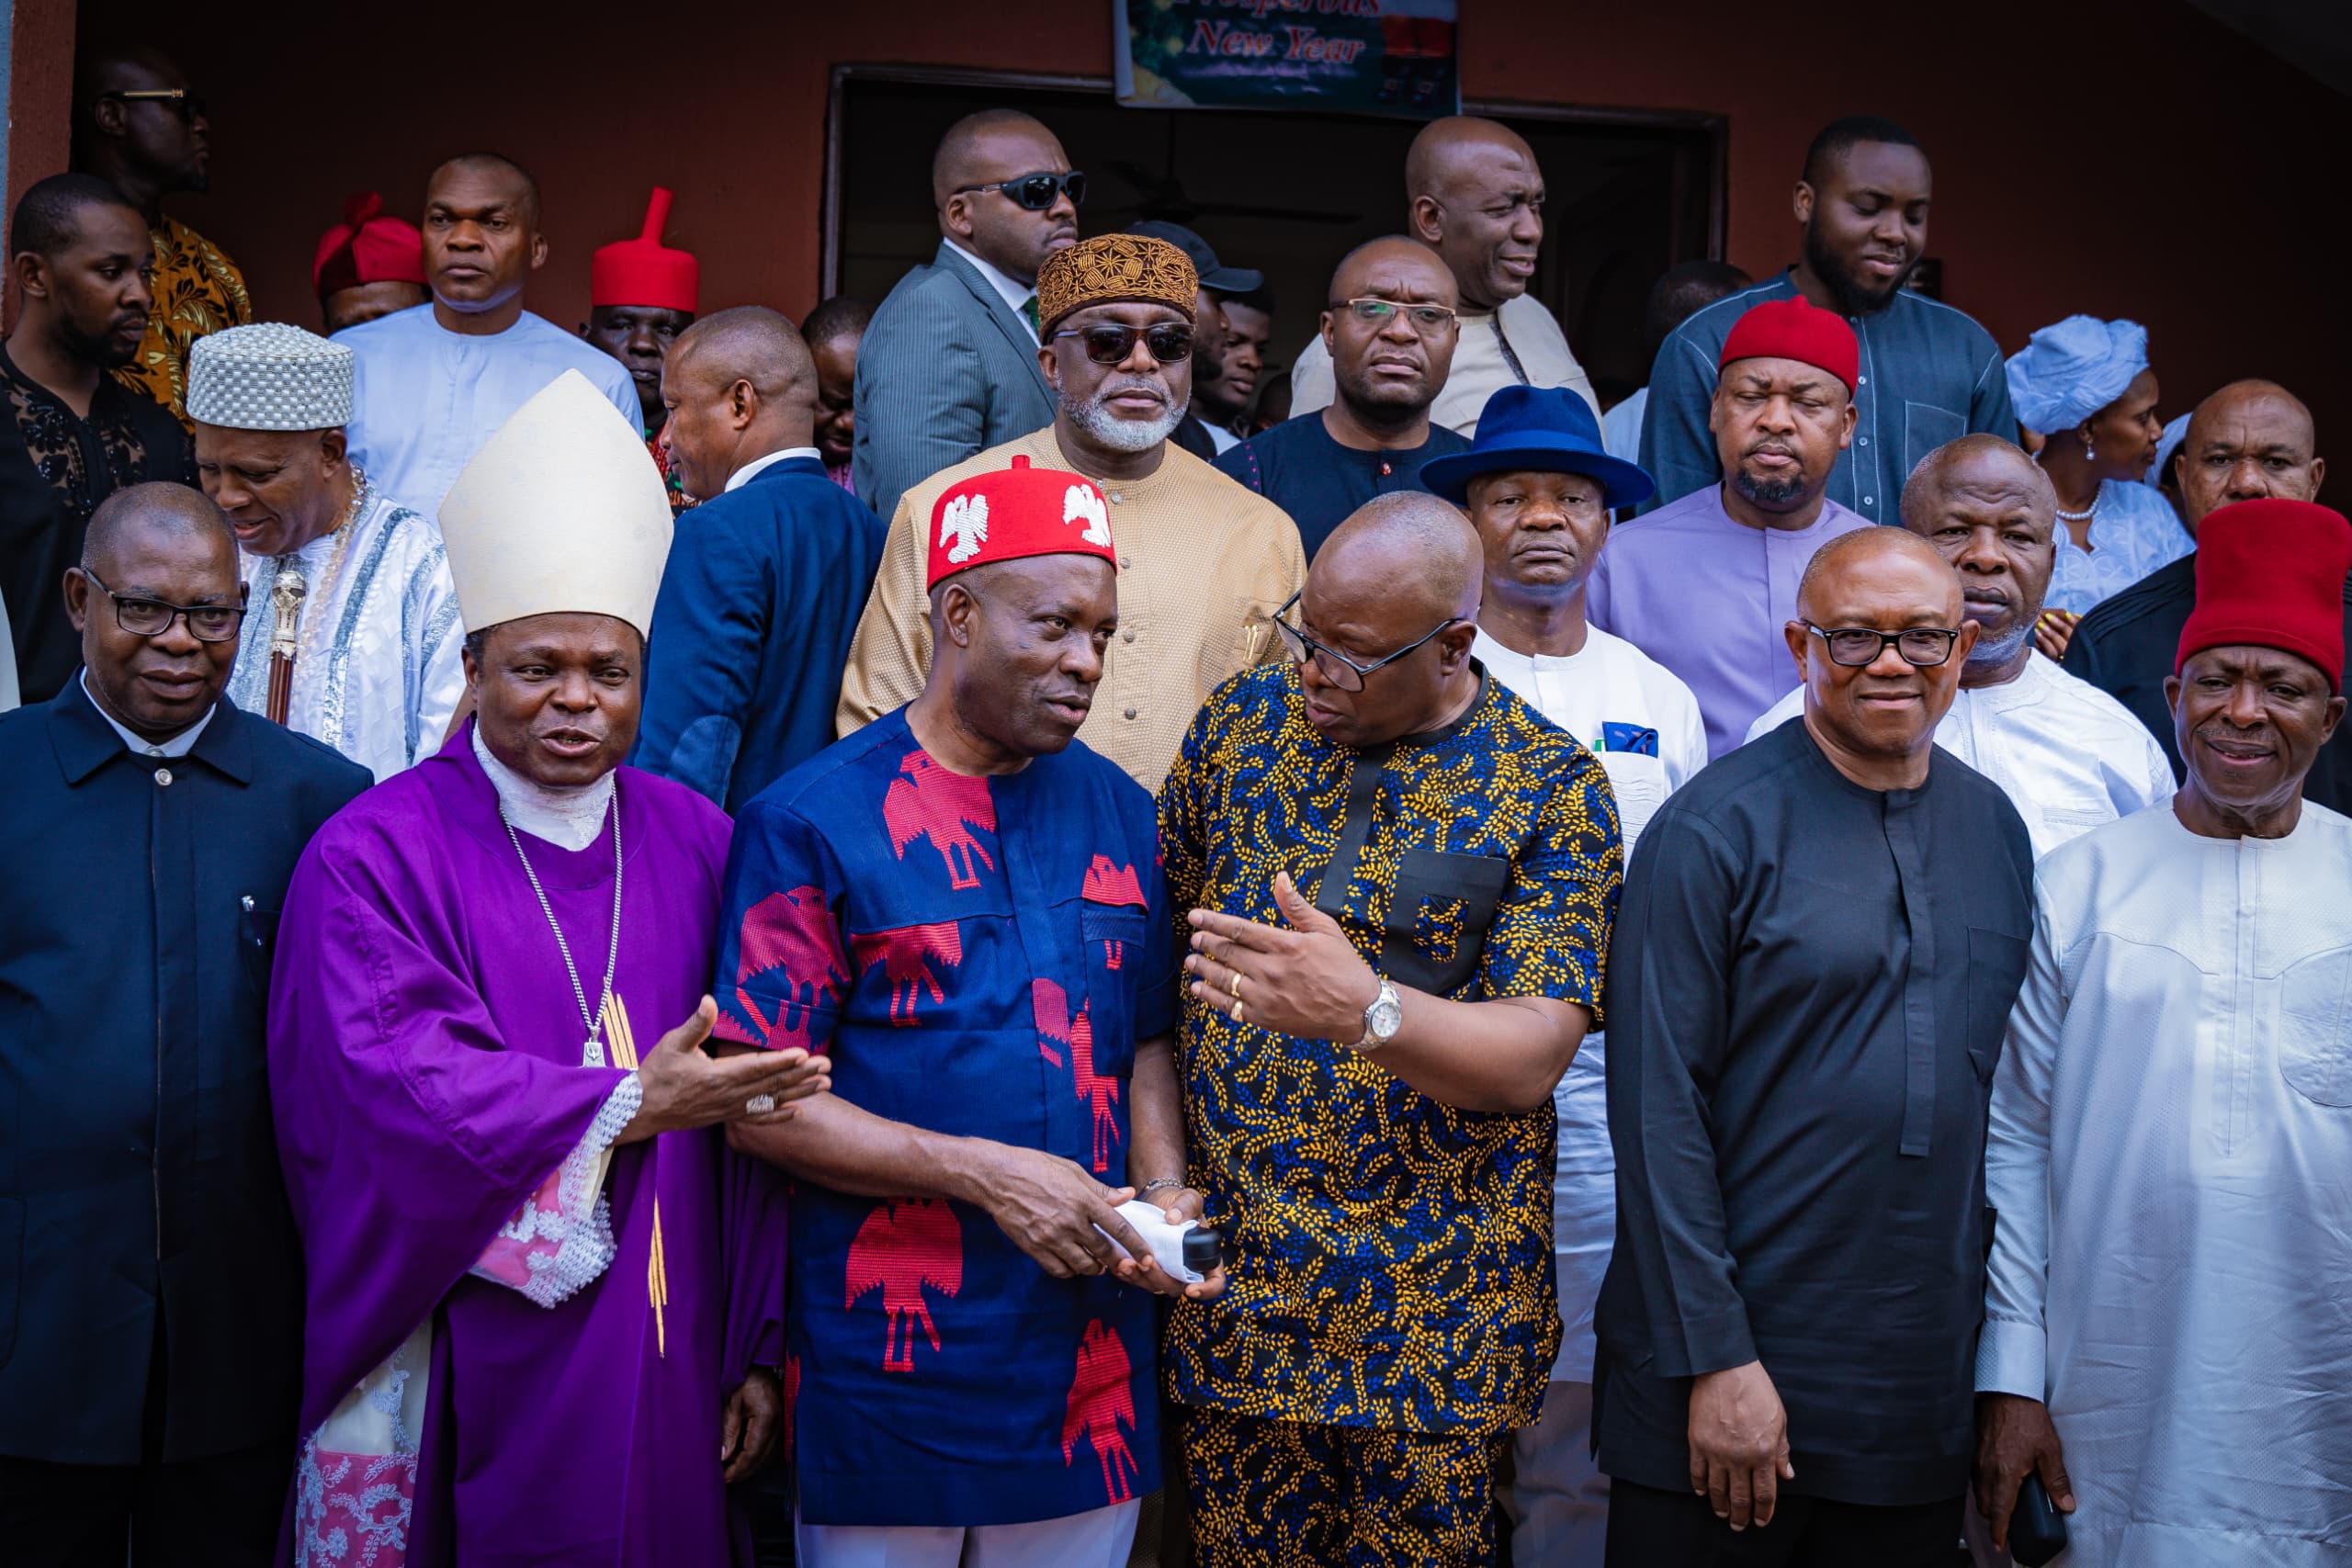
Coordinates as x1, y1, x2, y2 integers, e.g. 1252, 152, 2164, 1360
187, 321, 355, 431
1035, 233, 1197, 334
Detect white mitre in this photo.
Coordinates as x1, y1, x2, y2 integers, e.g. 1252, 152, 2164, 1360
438, 369, 673, 639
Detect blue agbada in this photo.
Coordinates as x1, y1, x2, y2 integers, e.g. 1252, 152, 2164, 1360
712, 706, 1176, 1528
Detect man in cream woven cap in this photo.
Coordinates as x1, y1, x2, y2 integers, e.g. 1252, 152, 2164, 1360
188, 321, 461, 779
267, 369, 825, 1565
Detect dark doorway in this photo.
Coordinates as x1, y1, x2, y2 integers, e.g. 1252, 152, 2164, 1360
824, 68, 1724, 409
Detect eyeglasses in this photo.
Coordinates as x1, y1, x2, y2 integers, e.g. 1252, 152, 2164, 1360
951, 170, 1086, 211
1804, 623, 1962, 668
104, 88, 208, 126
1271, 591, 1459, 693
1052, 322, 1194, 367
1333, 298, 1460, 334
81, 568, 245, 642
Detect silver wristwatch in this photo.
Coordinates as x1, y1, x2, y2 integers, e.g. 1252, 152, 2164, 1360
1352, 978, 1404, 1054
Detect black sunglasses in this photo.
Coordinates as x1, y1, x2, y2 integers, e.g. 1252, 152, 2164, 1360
1051, 322, 1194, 367
106, 88, 208, 126
1804, 623, 1962, 669
1271, 591, 1460, 693
951, 170, 1086, 211
81, 568, 245, 643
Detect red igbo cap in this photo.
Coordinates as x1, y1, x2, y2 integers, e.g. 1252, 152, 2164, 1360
313, 191, 425, 298
2177, 498, 2352, 693
1718, 296, 1860, 393
927, 456, 1118, 591
591, 187, 698, 313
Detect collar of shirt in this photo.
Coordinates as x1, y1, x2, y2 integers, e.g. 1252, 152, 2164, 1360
726, 446, 822, 492
81, 668, 214, 757
944, 240, 1039, 339
469, 720, 615, 852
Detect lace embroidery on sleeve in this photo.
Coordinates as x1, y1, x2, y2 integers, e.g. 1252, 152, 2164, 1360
468, 1072, 642, 1308
294, 1319, 433, 1568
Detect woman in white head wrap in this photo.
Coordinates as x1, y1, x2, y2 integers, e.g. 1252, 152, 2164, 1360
2006, 315, 2188, 654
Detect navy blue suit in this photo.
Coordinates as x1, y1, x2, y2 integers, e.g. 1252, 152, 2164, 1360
636, 453, 888, 814
0, 681, 366, 1558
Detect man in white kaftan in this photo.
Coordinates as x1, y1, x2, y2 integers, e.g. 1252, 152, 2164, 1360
1973, 496, 2352, 1567
1747, 436, 2172, 855
189, 322, 462, 781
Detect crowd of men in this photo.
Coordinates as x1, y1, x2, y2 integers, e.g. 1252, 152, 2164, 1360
0, 42, 2344, 1568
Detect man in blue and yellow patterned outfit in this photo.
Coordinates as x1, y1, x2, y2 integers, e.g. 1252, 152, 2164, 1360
1160, 491, 1623, 1565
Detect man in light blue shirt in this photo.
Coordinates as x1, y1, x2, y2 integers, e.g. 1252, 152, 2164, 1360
1638, 116, 2014, 525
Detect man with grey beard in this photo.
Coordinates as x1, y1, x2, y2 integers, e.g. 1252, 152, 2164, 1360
839, 231, 1304, 791
1745, 434, 2173, 854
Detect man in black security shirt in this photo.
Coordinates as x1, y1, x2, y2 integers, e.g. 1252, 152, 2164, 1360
1596, 527, 2032, 1563
2064, 378, 2349, 811
0, 174, 194, 705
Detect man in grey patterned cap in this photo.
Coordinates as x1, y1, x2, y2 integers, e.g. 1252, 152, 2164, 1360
190, 321, 463, 779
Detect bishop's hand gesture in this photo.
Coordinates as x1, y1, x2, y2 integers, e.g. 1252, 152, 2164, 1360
621, 996, 831, 1142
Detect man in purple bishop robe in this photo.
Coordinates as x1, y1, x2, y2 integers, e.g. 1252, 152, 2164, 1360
267, 371, 828, 1567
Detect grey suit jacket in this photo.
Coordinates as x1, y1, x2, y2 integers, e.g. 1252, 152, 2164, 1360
852, 241, 1057, 522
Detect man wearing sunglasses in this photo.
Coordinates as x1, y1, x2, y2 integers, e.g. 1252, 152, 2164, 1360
1596, 526, 2032, 1565
842, 231, 1304, 794
1216, 236, 1471, 558
854, 109, 1081, 521
1161, 491, 1620, 1565
0, 483, 368, 1565
70, 47, 250, 425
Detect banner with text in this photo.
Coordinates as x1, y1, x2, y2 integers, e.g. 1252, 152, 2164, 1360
1114, 0, 1460, 118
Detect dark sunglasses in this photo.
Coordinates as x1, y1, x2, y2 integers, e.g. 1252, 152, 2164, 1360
81, 568, 245, 643
951, 170, 1086, 211
105, 88, 208, 126
1804, 623, 1962, 669
1051, 322, 1194, 367
1271, 591, 1460, 693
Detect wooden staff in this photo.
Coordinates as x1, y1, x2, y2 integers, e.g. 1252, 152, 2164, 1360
265, 568, 308, 726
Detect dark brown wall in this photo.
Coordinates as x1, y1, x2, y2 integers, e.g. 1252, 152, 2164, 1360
52, 0, 2352, 443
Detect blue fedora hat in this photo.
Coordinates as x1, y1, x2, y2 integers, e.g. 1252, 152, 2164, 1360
1420, 385, 1657, 511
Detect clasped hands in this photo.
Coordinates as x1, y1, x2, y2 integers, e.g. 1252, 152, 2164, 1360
1184, 872, 1378, 1043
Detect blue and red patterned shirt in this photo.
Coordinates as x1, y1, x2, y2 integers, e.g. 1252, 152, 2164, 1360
712, 705, 1178, 1528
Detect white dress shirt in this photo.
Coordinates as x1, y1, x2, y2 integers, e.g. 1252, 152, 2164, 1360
944, 241, 1037, 343
1290, 291, 1599, 436
82, 670, 215, 756
1744, 651, 2174, 858
1979, 801, 2352, 1566
724, 446, 822, 492
1473, 625, 1706, 1383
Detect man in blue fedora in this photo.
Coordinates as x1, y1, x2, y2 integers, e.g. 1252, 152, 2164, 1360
1423, 383, 1705, 1568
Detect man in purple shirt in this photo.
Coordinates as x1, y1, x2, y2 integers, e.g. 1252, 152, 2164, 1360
1589, 297, 1870, 757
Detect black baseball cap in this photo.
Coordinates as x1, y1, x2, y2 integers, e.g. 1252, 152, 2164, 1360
1125, 220, 1263, 294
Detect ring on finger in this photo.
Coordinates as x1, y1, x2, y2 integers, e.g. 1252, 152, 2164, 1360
1230, 997, 1246, 1023
746, 1093, 776, 1114
1227, 970, 1243, 1000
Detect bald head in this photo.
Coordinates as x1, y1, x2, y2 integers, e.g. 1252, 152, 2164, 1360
1317, 492, 1483, 619
2177, 379, 2323, 532
661, 308, 818, 502
84, 481, 236, 574
1900, 436, 2057, 671
1796, 525, 1960, 626
1406, 118, 1544, 311
72, 484, 243, 741
1901, 434, 2054, 530
929, 109, 1075, 285
933, 109, 1059, 207
1789, 526, 1973, 777
1295, 494, 1484, 749
673, 306, 815, 403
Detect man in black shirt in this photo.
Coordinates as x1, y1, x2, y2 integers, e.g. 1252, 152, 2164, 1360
0, 173, 192, 704
1597, 527, 2032, 1564
2064, 378, 2348, 810
1216, 237, 1470, 558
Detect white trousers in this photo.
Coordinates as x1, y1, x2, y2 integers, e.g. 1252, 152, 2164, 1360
795, 1499, 1141, 1568
1505, 1380, 1610, 1568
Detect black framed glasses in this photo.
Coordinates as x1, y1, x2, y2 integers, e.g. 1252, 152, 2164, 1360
105, 88, 208, 126
1051, 322, 1194, 367
81, 568, 245, 642
1333, 298, 1460, 334
1271, 591, 1459, 693
951, 170, 1086, 210
1804, 623, 1962, 668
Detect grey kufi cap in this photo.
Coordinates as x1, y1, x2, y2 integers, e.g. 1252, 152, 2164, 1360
186, 321, 356, 431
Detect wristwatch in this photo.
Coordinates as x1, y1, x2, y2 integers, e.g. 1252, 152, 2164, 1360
1351, 977, 1403, 1054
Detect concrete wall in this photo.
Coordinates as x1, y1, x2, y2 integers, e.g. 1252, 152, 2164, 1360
47, 0, 2352, 441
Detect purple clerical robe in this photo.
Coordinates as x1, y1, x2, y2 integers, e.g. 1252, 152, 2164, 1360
267, 722, 785, 1567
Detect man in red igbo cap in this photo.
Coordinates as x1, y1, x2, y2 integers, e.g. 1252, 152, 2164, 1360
1977, 498, 2352, 1568
718, 453, 1223, 1566
1588, 294, 1871, 756
583, 187, 697, 442
315, 191, 426, 334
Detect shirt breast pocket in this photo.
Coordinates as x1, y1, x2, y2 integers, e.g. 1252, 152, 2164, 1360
1965, 925, 2031, 1085
1385, 849, 1510, 997
2277, 946, 2352, 1107
1079, 902, 1149, 1080
238, 894, 282, 992
1905, 401, 1967, 480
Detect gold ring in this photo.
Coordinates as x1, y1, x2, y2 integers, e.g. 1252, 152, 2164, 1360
1228, 971, 1243, 1000
1230, 998, 1246, 1023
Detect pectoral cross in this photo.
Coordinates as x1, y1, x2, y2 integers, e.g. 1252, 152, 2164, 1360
601, 994, 670, 1358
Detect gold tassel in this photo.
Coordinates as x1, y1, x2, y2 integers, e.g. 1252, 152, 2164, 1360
605, 995, 668, 1359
